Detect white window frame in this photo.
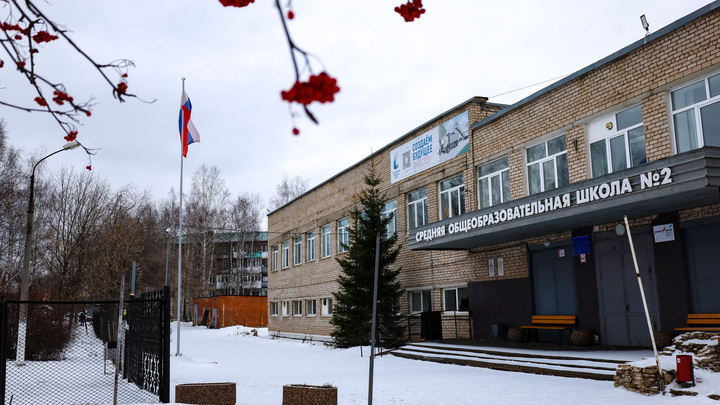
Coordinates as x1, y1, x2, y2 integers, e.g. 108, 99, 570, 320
526, 134, 569, 195
306, 230, 316, 261
271, 245, 279, 271
306, 299, 317, 316
292, 300, 303, 317
409, 290, 431, 313
670, 71, 720, 153
477, 157, 510, 209
439, 174, 465, 220
443, 286, 469, 313
321, 224, 331, 258
407, 188, 428, 231
337, 217, 350, 253
270, 301, 279, 316
281, 240, 289, 269
588, 105, 646, 177
321, 298, 333, 316
281, 301, 289, 317
382, 200, 397, 237
293, 236, 302, 265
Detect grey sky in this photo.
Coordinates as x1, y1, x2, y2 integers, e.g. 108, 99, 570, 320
2, 0, 714, 220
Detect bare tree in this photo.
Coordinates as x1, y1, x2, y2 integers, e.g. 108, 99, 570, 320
37, 167, 110, 299
269, 173, 309, 210
184, 164, 230, 299
222, 192, 263, 294
80, 187, 132, 299
0, 120, 27, 288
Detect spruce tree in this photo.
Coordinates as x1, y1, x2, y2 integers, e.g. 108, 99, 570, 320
330, 164, 405, 348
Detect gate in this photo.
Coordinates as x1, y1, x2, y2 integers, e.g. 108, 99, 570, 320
0, 286, 170, 404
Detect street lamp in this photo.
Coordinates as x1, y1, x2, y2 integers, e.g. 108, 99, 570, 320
16, 140, 81, 366
165, 227, 171, 286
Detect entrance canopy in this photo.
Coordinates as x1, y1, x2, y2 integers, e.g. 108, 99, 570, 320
408, 148, 720, 251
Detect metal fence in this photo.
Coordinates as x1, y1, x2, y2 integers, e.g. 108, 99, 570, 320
405, 311, 473, 343
0, 287, 170, 404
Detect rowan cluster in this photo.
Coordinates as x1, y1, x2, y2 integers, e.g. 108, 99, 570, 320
395, 0, 425, 22
219, 0, 255, 7
281, 72, 340, 105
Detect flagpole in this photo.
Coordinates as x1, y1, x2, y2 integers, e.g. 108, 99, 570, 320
176, 78, 185, 356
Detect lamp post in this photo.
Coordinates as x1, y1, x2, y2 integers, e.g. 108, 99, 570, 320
16, 140, 81, 366
165, 227, 171, 286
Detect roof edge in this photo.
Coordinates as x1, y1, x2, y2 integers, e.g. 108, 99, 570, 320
268, 96, 495, 216
472, 0, 720, 131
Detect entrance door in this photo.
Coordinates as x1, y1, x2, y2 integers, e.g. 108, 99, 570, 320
212, 307, 218, 328
193, 303, 198, 326
531, 245, 577, 342
685, 223, 720, 313
595, 233, 659, 346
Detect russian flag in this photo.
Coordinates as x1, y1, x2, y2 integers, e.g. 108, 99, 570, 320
178, 91, 200, 157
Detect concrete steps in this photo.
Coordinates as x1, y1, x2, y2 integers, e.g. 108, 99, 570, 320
389, 342, 633, 381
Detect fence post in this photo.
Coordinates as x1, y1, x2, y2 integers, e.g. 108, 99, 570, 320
161, 286, 171, 403
468, 311, 473, 339
454, 311, 458, 339
0, 300, 7, 405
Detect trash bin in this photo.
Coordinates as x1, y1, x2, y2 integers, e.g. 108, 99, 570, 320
676, 354, 695, 385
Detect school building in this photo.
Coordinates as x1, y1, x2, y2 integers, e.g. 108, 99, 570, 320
267, 2, 720, 346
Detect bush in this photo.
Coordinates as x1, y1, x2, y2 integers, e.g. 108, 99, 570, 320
5, 302, 74, 361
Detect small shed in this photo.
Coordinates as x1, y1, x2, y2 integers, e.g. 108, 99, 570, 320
193, 295, 268, 328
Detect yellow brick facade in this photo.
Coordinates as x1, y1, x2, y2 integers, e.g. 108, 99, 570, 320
268, 5, 720, 342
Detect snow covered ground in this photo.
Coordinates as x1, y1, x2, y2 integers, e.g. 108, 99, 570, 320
139, 324, 718, 405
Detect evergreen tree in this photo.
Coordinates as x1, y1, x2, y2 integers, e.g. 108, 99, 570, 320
330, 164, 404, 348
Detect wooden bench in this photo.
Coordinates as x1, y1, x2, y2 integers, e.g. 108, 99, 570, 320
521, 315, 576, 345
674, 313, 720, 332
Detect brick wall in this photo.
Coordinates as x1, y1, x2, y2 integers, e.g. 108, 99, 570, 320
268, 7, 720, 339
193, 296, 268, 328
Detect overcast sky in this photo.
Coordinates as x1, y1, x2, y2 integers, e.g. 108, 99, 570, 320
2, 0, 715, 225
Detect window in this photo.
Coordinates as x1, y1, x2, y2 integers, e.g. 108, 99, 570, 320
281, 241, 289, 269
526, 134, 569, 195
443, 287, 469, 312
292, 300, 303, 316
478, 157, 510, 209
321, 224, 332, 258
281, 301, 289, 317
439, 174, 465, 220
293, 236, 302, 265
671, 72, 720, 153
383, 200, 397, 237
306, 299, 317, 316
409, 290, 431, 313
306, 231, 316, 261
337, 217, 350, 253
270, 301, 279, 316
407, 188, 428, 230
271, 245, 279, 271
321, 298, 333, 316
589, 105, 647, 177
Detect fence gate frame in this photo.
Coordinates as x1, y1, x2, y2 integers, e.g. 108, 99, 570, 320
0, 286, 171, 404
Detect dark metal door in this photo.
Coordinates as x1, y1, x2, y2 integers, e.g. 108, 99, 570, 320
595, 233, 659, 346
531, 245, 577, 315
531, 245, 577, 342
685, 223, 720, 313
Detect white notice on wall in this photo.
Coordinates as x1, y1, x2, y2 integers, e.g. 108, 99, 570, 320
489, 259, 494, 277
498, 258, 504, 276
653, 223, 675, 243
